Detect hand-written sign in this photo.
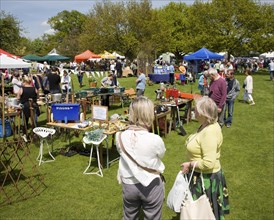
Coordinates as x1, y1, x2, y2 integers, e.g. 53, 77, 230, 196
92, 105, 108, 121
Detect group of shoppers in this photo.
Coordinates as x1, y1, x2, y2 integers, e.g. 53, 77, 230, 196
197, 66, 255, 128
9, 66, 72, 140
114, 62, 269, 219
116, 95, 230, 220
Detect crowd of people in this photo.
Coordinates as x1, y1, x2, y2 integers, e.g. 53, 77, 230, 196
2, 53, 273, 219
113, 57, 274, 220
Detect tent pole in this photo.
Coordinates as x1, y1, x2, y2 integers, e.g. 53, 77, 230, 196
1, 73, 5, 139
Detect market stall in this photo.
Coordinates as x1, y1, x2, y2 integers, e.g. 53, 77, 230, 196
74, 50, 101, 63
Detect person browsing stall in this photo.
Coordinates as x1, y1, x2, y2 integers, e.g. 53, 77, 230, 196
47, 66, 61, 94
198, 70, 209, 96
135, 68, 146, 97
224, 70, 240, 128
181, 96, 230, 220
100, 72, 119, 107
61, 70, 71, 93
208, 68, 227, 127
12, 70, 22, 95
116, 96, 166, 220
101, 72, 116, 87
17, 75, 40, 136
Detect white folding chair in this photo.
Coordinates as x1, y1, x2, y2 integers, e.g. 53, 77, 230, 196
33, 127, 56, 166
82, 134, 107, 177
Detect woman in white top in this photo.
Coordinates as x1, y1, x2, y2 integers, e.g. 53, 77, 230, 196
243, 69, 255, 105
61, 70, 71, 93
12, 71, 22, 95
116, 96, 166, 220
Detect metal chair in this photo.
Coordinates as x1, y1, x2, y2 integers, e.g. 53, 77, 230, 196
82, 134, 107, 177
33, 127, 56, 166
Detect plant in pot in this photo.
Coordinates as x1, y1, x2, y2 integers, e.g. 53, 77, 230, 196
88, 76, 97, 87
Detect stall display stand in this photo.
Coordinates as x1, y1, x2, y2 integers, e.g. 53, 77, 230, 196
0, 140, 46, 206
1, 74, 6, 139
0, 73, 45, 206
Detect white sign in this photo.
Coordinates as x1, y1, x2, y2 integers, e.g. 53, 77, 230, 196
92, 105, 108, 121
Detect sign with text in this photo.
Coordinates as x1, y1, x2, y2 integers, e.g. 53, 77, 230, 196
92, 105, 108, 121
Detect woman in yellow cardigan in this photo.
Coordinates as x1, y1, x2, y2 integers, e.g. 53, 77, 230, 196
181, 96, 229, 220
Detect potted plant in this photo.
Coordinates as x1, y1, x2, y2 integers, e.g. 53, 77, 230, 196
88, 76, 97, 87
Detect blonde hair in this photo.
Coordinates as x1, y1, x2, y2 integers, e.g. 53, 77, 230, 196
128, 96, 154, 129
22, 75, 33, 85
195, 96, 218, 124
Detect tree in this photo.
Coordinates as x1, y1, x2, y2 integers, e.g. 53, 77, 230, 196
185, 0, 274, 57
47, 10, 87, 57
0, 11, 22, 53
27, 38, 48, 56
80, 0, 127, 55
156, 2, 190, 59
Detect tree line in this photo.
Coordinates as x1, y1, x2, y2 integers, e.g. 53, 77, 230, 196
1, 0, 273, 62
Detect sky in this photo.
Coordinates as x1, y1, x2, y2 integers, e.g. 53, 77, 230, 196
1, 0, 273, 40
1, 0, 197, 39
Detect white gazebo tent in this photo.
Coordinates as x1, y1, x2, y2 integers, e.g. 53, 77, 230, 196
260, 52, 274, 59
0, 54, 31, 69
0, 54, 31, 137
112, 51, 125, 59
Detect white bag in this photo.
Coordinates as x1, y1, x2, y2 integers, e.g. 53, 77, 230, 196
167, 162, 197, 213
180, 194, 215, 220
180, 171, 215, 220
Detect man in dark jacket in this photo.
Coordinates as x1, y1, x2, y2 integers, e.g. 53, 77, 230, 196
47, 66, 61, 94
115, 59, 123, 78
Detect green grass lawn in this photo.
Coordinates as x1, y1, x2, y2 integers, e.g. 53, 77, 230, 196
0, 69, 273, 219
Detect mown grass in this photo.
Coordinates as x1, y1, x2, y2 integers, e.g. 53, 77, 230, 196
0, 69, 273, 219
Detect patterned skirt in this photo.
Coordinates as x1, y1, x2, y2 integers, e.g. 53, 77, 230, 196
187, 169, 230, 220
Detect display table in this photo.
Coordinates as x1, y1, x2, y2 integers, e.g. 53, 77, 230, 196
148, 74, 170, 83
161, 98, 193, 130
153, 109, 171, 137
46, 122, 119, 169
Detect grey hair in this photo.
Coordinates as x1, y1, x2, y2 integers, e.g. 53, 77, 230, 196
195, 96, 218, 124
208, 68, 218, 75
203, 70, 209, 77
128, 96, 155, 129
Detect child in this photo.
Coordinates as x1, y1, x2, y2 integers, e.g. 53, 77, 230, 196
243, 69, 255, 105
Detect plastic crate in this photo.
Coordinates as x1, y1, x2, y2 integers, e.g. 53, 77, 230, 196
51, 103, 80, 123
180, 93, 194, 99
0, 120, 12, 138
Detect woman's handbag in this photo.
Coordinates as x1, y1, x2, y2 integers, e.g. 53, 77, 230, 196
180, 172, 215, 220
166, 163, 196, 213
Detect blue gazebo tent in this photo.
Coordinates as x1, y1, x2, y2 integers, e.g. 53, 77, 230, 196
184, 47, 224, 60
